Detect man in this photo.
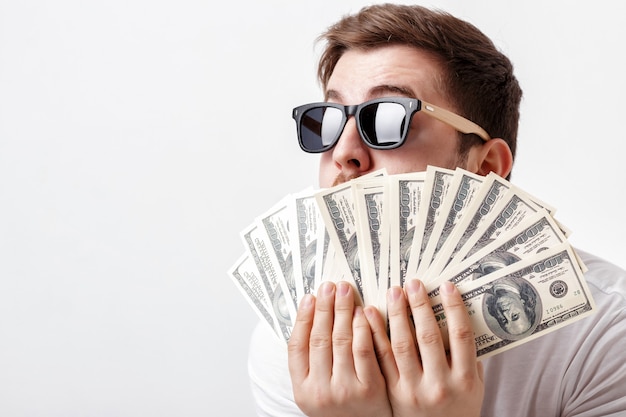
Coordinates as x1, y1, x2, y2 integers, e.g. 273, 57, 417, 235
248, 4, 626, 416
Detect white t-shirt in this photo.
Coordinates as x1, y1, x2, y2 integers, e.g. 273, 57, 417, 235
248, 248, 626, 416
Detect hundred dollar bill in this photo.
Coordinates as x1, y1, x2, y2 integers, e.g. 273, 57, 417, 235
388, 171, 426, 288
316, 181, 364, 301
407, 166, 456, 279
428, 243, 595, 360
426, 172, 513, 278
426, 209, 569, 297
353, 177, 389, 307
240, 223, 293, 342
315, 170, 388, 303
228, 254, 280, 340
290, 188, 323, 302
315, 227, 332, 285
417, 168, 485, 282
257, 195, 299, 321
449, 186, 547, 267
319, 238, 350, 285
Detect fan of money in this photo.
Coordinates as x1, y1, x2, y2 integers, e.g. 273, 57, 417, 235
228, 165, 595, 359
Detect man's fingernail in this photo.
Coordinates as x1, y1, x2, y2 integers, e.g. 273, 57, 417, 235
405, 279, 422, 295
337, 281, 350, 296
440, 281, 456, 295
388, 286, 403, 302
320, 281, 335, 296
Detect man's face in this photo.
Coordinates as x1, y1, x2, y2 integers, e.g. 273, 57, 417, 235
318, 45, 479, 188
495, 293, 531, 335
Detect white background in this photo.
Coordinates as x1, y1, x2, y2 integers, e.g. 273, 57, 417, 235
1, 0, 624, 415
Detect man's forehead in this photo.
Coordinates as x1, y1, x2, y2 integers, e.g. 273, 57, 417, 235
324, 45, 446, 104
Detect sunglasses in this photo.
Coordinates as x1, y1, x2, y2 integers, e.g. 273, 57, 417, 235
292, 97, 491, 153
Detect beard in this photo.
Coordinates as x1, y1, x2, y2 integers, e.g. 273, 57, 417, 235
332, 172, 363, 187
327, 140, 475, 187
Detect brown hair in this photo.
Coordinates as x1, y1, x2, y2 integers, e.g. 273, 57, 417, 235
317, 3, 522, 165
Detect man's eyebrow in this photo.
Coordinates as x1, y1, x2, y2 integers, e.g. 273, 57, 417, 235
325, 89, 342, 102
324, 85, 417, 102
370, 84, 416, 98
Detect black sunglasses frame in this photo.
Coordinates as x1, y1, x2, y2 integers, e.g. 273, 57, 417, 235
292, 97, 491, 154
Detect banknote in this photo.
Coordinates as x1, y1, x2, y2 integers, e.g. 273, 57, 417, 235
406, 166, 456, 278
353, 177, 390, 308
426, 209, 569, 297
318, 238, 349, 285
426, 172, 513, 278
315, 170, 388, 303
230, 168, 592, 357
240, 223, 293, 342
449, 186, 546, 267
228, 254, 280, 340
256, 195, 299, 321
290, 187, 323, 302
388, 171, 426, 288
427, 243, 595, 360
315, 181, 364, 302
416, 168, 485, 281
316, 228, 334, 284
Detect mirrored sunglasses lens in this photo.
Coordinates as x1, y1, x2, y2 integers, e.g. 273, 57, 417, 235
300, 107, 344, 151
359, 102, 407, 147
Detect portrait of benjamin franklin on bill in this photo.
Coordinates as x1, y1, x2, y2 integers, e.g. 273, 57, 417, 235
483, 276, 542, 341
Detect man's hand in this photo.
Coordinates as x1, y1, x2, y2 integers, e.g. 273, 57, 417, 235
365, 279, 484, 417
287, 281, 393, 417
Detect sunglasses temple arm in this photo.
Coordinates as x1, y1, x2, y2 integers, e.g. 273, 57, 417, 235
421, 101, 491, 141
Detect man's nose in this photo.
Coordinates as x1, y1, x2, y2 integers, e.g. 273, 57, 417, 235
331, 117, 371, 171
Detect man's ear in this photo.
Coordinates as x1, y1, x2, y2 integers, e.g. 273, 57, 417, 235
468, 138, 513, 178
